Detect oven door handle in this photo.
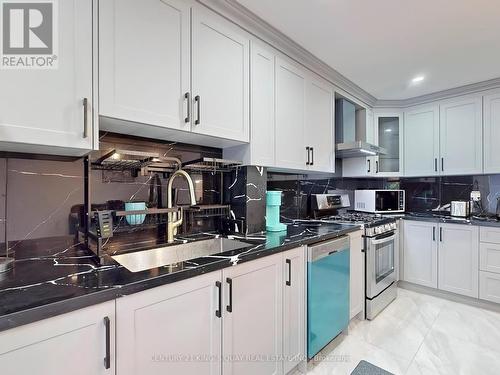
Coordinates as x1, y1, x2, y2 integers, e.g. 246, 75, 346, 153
370, 233, 396, 245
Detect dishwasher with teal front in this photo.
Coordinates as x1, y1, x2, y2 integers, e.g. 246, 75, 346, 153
307, 236, 350, 359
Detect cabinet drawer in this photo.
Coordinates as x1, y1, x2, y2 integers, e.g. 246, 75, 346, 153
479, 271, 500, 304
480, 227, 500, 244
480, 242, 500, 274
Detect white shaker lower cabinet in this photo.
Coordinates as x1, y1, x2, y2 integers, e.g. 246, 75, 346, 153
223, 253, 283, 375
349, 230, 364, 319
438, 223, 479, 298
479, 272, 500, 304
0, 301, 115, 375
0, 0, 94, 156
479, 242, 500, 274
116, 251, 305, 375
116, 271, 222, 375
282, 247, 306, 374
479, 227, 500, 303
403, 220, 438, 288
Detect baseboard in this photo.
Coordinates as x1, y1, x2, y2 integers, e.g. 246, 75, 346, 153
398, 281, 500, 314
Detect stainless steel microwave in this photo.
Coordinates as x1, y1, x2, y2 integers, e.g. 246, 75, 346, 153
354, 190, 405, 213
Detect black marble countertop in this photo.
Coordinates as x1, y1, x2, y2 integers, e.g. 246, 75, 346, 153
401, 213, 500, 227
0, 222, 360, 332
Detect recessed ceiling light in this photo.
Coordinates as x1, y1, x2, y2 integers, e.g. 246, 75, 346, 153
412, 75, 425, 84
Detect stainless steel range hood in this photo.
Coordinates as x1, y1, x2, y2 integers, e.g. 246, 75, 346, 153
335, 98, 386, 158
336, 141, 386, 158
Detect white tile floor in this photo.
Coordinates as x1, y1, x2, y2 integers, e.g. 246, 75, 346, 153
306, 288, 500, 375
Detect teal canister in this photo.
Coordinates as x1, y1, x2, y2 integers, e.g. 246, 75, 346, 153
266, 191, 287, 232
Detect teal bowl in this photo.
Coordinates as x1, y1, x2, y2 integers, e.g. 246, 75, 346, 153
124, 201, 146, 225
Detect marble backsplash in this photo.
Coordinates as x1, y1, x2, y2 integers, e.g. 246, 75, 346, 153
267, 174, 390, 219
223, 166, 267, 234
268, 173, 500, 219
0, 133, 225, 257
401, 175, 500, 214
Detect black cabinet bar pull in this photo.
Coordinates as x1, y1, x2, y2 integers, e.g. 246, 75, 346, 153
83, 98, 89, 138
306, 147, 310, 165
433, 226, 436, 241
226, 277, 233, 313
184, 92, 191, 123
434, 158, 438, 172
367, 159, 371, 173
215, 281, 222, 318
310, 147, 314, 166
287, 259, 292, 286
441, 157, 444, 172
194, 95, 201, 125
103, 316, 110, 370
440, 227, 443, 242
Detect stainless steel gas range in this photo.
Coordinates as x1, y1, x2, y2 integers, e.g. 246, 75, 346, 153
310, 193, 399, 320
362, 217, 398, 320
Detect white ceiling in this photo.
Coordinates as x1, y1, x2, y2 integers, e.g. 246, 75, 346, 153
236, 0, 500, 100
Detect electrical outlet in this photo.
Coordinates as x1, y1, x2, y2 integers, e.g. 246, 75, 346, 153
470, 190, 481, 202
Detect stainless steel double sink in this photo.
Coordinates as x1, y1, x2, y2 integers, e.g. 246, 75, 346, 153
112, 238, 251, 273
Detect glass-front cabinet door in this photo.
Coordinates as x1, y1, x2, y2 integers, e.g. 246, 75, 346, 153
374, 112, 403, 177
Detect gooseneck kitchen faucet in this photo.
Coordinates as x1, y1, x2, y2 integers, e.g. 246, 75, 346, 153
166, 169, 197, 243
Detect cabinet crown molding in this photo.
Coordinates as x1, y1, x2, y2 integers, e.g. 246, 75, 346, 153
199, 1, 500, 110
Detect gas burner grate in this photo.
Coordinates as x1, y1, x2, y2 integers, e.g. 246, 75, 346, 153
324, 213, 382, 223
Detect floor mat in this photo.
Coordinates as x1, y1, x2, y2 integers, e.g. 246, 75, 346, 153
350, 360, 395, 375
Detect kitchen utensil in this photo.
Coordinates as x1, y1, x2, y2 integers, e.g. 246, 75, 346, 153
148, 174, 162, 208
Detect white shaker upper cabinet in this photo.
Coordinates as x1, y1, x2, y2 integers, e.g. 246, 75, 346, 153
249, 42, 276, 166
365, 108, 375, 144
99, 0, 190, 132
305, 74, 334, 173
342, 156, 379, 178
483, 89, 500, 174
439, 95, 483, 175
0, 0, 94, 156
191, 7, 249, 142
404, 105, 440, 177
275, 57, 307, 170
